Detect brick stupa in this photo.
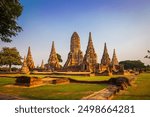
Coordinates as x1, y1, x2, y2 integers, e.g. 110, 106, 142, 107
48, 41, 61, 71
101, 43, 111, 66
40, 59, 45, 69
81, 32, 97, 72
20, 56, 30, 74
111, 49, 121, 72
111, 49, 119, 66
26, 46, 35, 70
99, 43, 112, 75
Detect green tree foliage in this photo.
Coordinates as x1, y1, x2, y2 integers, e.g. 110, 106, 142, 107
0, 0, 23, 42
57, 53, 63, 62
145, 65, 150, 71
119, 60, 145, 70
144, 50, 150, 59
0, 47, 22, 72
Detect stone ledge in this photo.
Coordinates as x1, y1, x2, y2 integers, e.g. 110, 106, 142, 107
82, 85, 119, 100
82, 76, 136, 100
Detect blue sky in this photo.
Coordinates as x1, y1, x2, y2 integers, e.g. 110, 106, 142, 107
1, 0, 150, 66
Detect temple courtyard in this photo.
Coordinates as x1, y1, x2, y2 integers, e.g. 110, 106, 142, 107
0, 73, 149, 100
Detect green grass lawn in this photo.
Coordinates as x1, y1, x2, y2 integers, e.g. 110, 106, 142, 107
113, 73, 150, 100
0, 74, 48, 78
0, 74, 110, 81
0, 73, 123, 81
49, 75, 119, 81
49, 73, 133, 81
1, 73, 144, 100
0, 76, 107, 100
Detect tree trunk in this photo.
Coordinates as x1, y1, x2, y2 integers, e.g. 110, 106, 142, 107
9, 63, 12, 72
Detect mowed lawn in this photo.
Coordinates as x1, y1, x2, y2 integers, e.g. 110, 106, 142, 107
0, 74, 111, 81
49, 75, 111, 81
0, 75, 108, 100
113, 73, 150, 100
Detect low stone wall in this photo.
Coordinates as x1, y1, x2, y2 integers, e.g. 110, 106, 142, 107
15, 76, 43, 87
42, 78, 70, 85
31, 71, 93, 76
15, 76, 70, 87
52, 72, 92, 76
82, 76, 136, 100
69, 78, 108, 84
82, 85, 119, 100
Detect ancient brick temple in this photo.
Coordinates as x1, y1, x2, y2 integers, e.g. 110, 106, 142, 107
48, 41, 61, 71
63, 32, 83, 71
111, 49, 124, 74
26, 46, 35, 70
22, 32, 123, 75
40, 59, 45, 69
20, 56, 30, 74
81, 32, 97, 72
99, 43, 111, 73
62, 32, 121, 74
111, 49, 119, 70
111, 49, 119, 66
97, 43, 123, 75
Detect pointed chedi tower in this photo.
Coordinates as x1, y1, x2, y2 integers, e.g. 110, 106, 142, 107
99, 43, 112, 74
40, 59, 45, 69
20, 56, 30, 74
48, 41, 61, 71
82, 32, 97, 72
26, 46, 35, 70
111, 49, 120, 72
64, 32, 83, 71
101, 43, 111, 66
111, 49, 119, 66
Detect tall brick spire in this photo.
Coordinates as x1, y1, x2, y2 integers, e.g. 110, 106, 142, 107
26, 46, 35, 70
83, 32, 97, 63
111, 49, 119, 65
82, 32, 97, 72
70, 32, 81, 52
101, 43, 111, 66
64, 32, 83, 68
21, 56, 30, 74
48, 41, 61, 70
40, 59, 45, 69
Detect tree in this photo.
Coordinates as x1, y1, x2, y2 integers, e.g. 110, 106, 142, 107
0, 0, 23, 42
57, 53, 63, 62
119, 60, 145, 70
0, 47, 22, 72
145, 65, 150, 71
144, 50, 150, 59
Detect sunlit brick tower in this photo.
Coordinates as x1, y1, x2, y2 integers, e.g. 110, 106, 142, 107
20, 56, 30, 74
48, 41, 61, 71
111, 49, 123, 73
63, 32, 83, 71
81, 32, 97, 72
111, 49, 119, 66
101, 43, 111, 66
40, 59, 45, 69
98, 43, 112, 75
26, 46, 35, 70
